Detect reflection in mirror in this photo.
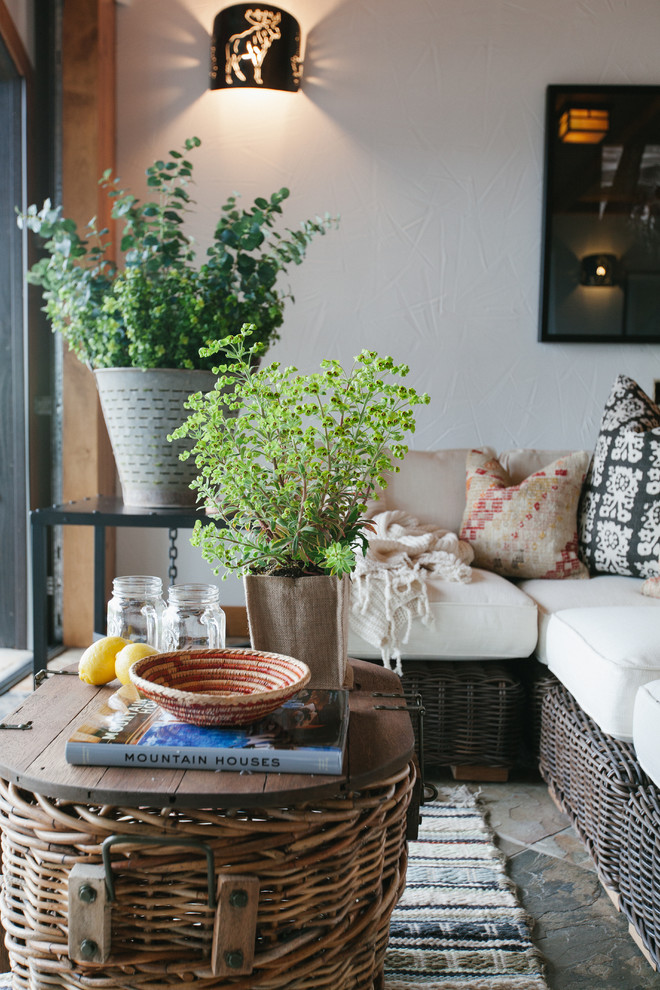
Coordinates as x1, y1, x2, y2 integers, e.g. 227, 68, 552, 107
540, 85, 660, 342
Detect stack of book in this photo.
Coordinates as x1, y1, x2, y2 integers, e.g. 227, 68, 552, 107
65, 688, 349, 775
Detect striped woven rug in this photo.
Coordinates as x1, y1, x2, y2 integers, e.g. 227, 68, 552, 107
384, 792, 549, 989
0, 791, 546, 990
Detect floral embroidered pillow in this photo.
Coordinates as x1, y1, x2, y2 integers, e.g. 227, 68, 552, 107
460, 449, 590, 580
578, 375, 660, 578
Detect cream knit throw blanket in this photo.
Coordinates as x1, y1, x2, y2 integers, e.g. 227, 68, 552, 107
350, 510, 474, 675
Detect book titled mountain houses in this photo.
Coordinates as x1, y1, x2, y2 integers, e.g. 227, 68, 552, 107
66, 688, 349, 775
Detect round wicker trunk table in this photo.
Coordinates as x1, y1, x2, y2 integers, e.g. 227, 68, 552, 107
0, 659, 416, 990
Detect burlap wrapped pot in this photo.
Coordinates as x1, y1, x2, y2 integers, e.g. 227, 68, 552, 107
244, 573, 351, 690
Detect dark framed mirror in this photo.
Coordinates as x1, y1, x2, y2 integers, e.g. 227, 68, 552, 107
540, 84, 660, 342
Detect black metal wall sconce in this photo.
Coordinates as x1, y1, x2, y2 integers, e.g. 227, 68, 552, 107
580, 253, 617, 286
210, 4, 302, 92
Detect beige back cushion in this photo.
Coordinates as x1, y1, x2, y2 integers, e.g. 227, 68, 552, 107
498, 449, 585, 485
368, 448, 495, 534
368, 448, 587, 537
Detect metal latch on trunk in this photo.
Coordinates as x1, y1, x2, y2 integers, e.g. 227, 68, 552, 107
67, 834, 259, 976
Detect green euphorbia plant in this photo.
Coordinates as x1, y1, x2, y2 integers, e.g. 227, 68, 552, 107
16, 137, 337, 371
170, 325, 430, 579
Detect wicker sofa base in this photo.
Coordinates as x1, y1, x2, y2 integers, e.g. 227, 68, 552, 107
620, 785, 660, 969
538, 678, 660, 971
539, 681, 646, 894
400, 660, 525, 776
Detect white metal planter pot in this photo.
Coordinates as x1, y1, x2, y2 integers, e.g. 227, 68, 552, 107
95, 368, 215, 508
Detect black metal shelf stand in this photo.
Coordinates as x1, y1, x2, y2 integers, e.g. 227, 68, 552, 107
30, 496, 214, 681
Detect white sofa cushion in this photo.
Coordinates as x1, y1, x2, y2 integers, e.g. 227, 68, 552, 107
633, 680, 660, 787
348, 566, 538, 661
519, 574, 658, 663
528, 604, 660, 741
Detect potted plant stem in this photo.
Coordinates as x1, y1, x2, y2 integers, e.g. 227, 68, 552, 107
17, 136, 336, 506
170, 325, 429, 687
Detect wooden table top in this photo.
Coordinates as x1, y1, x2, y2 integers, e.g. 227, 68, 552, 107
0, 659, 414, 808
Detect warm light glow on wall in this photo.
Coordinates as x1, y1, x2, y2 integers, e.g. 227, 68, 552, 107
559, 107, 609, 144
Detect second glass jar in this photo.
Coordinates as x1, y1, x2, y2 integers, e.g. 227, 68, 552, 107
161, 583, 226, 651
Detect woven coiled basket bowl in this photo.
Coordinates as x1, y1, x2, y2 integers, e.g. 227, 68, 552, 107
128, 648, 311, 726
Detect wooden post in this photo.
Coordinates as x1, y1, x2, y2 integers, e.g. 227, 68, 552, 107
61, 0, 116, 646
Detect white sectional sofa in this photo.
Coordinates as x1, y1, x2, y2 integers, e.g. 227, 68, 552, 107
348, 443, 660, 750
348, 448, 660, 742
346, 372, 660, 970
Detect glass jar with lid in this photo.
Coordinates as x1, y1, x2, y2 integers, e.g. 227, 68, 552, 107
106, 575, 166, 649
161, 583, 226, 652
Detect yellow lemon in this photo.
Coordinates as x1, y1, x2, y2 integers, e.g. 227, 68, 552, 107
78, 636, 129, 685
115, 642, 159, 685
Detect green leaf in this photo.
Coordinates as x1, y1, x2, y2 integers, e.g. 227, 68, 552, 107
16, 138, 338, 381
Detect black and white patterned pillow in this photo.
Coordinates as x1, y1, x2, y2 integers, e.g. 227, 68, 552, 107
578, 375, 660, 577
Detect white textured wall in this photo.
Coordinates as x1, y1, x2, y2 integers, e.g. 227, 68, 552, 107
115, 0, 660, 603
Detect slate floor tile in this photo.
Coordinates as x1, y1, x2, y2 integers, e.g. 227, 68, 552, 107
428, 768, 660, 989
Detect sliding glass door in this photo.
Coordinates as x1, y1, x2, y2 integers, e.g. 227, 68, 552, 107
0, 27, 28, 647
0, 3, 57, 651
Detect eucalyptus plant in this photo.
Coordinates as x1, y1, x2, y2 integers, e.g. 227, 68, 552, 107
17, 137, 336, 371
171, 325, 430, 579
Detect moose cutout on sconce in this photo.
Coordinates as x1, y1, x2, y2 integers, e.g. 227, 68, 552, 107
211, 4, 302, 92
225, 8, 281, 86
